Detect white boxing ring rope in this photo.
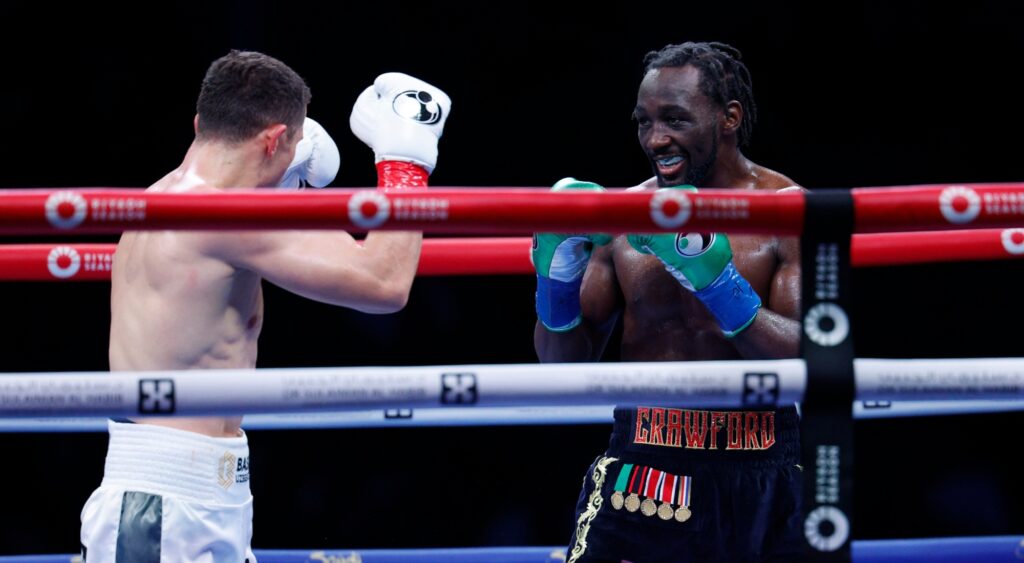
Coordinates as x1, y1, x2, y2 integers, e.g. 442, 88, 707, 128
0, 358, 1022, 420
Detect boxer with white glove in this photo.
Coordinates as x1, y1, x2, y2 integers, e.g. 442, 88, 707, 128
278, 117, 341, 189
350, 72, 451, 189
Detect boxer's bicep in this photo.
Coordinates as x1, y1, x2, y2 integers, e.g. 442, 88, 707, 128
200, 230, 412, 313
580, 245, 623, 346
768, 236, 801, 321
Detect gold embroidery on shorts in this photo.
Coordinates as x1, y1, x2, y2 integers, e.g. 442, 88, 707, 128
567, 456, 617, 563
216, 451, 236, 489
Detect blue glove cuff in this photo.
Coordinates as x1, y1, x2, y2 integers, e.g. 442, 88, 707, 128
536, 274, 584, 332
693, 261, 762, 337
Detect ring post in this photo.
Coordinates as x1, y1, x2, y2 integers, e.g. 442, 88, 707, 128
800, 189, 857, 560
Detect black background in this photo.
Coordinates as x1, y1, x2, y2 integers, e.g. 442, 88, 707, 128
1, 0, 1022, 555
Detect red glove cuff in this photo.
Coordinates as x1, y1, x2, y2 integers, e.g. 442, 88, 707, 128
376, 161, 429, 190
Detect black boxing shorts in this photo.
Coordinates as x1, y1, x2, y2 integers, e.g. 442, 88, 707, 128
566, 406, 802, 563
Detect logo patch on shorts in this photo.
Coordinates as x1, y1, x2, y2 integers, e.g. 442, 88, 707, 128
234, 455, 250, 484
217, 453, 249, 488
217, 452, 236, 489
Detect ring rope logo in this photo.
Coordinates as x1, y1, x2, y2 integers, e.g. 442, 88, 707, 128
441, 372, 478, 404
1001, 228, 1024, 255
804, 302, 850, 347
44, 192, 88, 229
348, 191, 391, 229
650, 190, 692, 229
47, 246, 81, 279
939, 186, 981, 224
804, 505, 850, 551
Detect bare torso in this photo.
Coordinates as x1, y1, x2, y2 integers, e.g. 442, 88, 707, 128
578, 162, 801, 362
611, 233, 783, 360
108, 108, 427, 437
109, 169, 263, 437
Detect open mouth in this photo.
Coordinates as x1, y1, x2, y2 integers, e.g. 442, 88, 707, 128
655, 155, 685, 180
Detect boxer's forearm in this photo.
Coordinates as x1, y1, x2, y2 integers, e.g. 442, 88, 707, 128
729, 308, 800, 359
534, 319, 612, 363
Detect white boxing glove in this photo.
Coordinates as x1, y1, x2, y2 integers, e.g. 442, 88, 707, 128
279, 117, 341, 189
349, 73, 451, 174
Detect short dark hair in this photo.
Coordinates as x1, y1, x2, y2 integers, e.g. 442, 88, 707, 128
643, 41, 757, 147
196, 50, 311, 143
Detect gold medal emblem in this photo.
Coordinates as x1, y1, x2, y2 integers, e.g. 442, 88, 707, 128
624, 493, 641, 512
640, 498, 657, 517
674, 506, 692, 522
657, 502, 673, 520
610, 491, 624, 510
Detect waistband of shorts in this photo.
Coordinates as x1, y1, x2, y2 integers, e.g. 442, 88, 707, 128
101, 420, 251, 504
608, 405, 801, 466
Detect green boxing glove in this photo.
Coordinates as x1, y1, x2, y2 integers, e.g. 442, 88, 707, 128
533, 178, 612, 331
628, 186, 762, 337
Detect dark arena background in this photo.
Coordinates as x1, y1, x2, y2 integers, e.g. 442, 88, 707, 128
1, 0, 1022, 556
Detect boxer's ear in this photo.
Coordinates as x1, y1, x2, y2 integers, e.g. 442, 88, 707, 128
261, 124, 289, 156
721, 101, 742, 138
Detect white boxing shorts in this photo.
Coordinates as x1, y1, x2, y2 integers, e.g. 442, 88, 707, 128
80, 420, 255, 562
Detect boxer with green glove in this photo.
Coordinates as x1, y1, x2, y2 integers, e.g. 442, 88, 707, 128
554, 41, 805, 563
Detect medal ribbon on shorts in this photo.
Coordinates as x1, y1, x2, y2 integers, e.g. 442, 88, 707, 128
640, 467, 660, 516
655, 471, 675, 520
615, 464, 693, 522
675, 473, 693, 522
623, 464, 643, 512
609, 463, 634, 510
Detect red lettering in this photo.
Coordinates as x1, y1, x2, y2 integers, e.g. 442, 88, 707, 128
665, 408, 683, 447
726, 412, 743, 450
634, 407, 650, 444
760, 412, 776, 449
744, 412, 761, 450
684, 410, 709, 449
649, 408, 666, 445
709, 412, 726, 449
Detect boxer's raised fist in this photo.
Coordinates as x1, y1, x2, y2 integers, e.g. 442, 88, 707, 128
349, 73, 451, 174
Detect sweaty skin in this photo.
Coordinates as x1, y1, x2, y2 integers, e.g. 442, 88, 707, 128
110, 120, 421, 437
535, 64, 801, 364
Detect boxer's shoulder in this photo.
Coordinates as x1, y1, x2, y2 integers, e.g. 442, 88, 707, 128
751, 164, 800, 192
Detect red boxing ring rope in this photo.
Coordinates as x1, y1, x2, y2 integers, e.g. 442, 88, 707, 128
2, 229, 1023, 281
852, 185, 1024, 232
1, 184, 1023, 235
850, 228, 1024, 266
0, 188, 803, 235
